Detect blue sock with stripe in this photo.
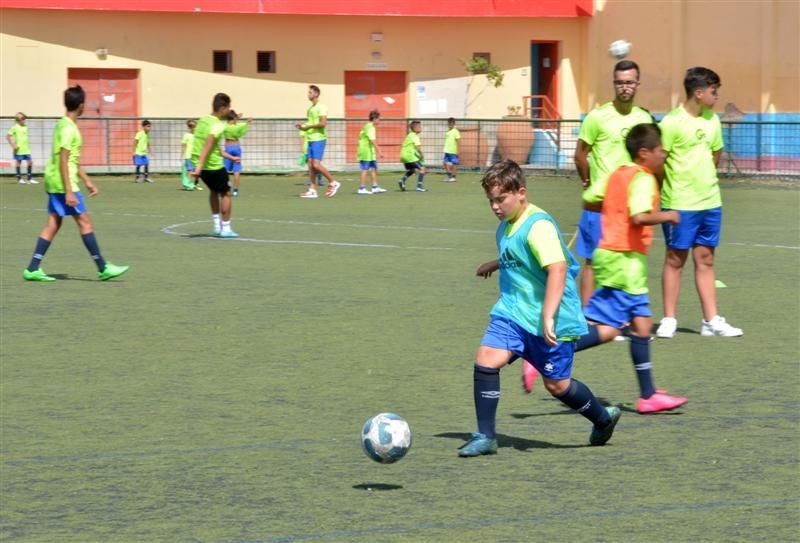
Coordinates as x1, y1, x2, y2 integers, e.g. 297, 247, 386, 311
474, 365, 500, 439
81, 232, 106, 272
556, 378, 611, 427
27, 237, 51, 271
630, 335, 656, 399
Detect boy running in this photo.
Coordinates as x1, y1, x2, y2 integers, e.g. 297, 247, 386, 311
399, 120, 427, 192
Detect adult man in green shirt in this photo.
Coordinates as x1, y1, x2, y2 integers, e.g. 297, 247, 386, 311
296, 85, 340, 198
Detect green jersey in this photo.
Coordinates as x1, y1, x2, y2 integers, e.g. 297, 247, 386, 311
8, 124, 30, 155
182, 133, 193, 160
400, 132, 421, 163
305, 102, 328, 142
191, 114, 226, 170
134, 130, 149, 156
578, 102, 653, 204
357, 122, 377, 161
223, 122, 249, 141
443, 127, 460, 154
659, 105, 723, 210
44, 116, 82, 193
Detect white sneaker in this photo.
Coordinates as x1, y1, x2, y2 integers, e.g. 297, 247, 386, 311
17, 178, 27, 184
701, 315, 743, 337
300, 189, 318, 199
325, 181, 341, 197
357, 187, 372, 195
656, 317, 677, 339
371, 186, 387, 193
28, 179, 39, 184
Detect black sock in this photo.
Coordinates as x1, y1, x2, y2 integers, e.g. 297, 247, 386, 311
400, 174, 408, 182
135, 165, 141, 177
417, 173, 426, 186
630, 335, 656, 399
575, 324, 602, 351
27, 163, 32, 180
16, 165, 21, 180
556, 378, 611, 427
81, 232, 106, 271
27, 237, 51, 271
473, 365, 500, 439
144, 165, 149, 177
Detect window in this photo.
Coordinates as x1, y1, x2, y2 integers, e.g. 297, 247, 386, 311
213, 50, 232, 73
471, 52, 491, 74
257, 51, 276, 73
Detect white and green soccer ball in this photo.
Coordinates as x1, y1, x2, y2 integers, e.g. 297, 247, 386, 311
608, 39, 632, 59
361, 413, 412, 464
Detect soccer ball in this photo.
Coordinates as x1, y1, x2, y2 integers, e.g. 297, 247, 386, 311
361, 413, 412, 464
608, 40, 632, 59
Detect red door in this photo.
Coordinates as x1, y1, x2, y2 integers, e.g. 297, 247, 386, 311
534, 42, 559, 114
344, 71, 406, 163
68, 68, 139, 166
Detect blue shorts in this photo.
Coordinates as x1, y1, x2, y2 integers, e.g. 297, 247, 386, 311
480, 316, 575, 380
47, 192, 87, 216
14, 154, 32, 161
662, 207, 722, 250
443, 153, 460, 165
359, 160, 378, 171
575, 209, 602, 260
184, 159, 194, 172
224, 144, 242, 173
584, 287, 651, 329
307, 140, 326, 161
133, 155, 149, 166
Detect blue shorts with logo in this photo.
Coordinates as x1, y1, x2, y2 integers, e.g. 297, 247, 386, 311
224, 144, 242, 173
133, 154, 149, 166
307, 140, 326, 161
14, 154, 32, 161
443, 153, 460, 165
47, 192, 87, 216
662, 207, 722, 250
480, 315, 575, 380
575, 209, 602, 259
584, 286, 651, 329
359, 160, 378, 170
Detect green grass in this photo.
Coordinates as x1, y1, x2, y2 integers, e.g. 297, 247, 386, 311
1, 173, 799, 542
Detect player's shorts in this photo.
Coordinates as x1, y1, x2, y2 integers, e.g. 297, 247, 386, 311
307, 140, 326, 161
133, 154, 149, 166
403, 161, 422, 174
14, 154, 32, 161
662, 207, 722, 250
443, 153, 460, 165
200, 168, 230, 193
359, 160, 378, 171
575, 208, 602, 260
480, 315, 575, 380
583, 286, 651, 329
224, 144, 242, 173
183, 159, 193, 172
47, 192, 86, 216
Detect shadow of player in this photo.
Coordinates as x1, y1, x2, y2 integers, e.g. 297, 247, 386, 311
435, 432, 585, 451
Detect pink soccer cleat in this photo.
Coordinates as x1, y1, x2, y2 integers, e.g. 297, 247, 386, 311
637, 392, 688, 414
522, 360, 539, 394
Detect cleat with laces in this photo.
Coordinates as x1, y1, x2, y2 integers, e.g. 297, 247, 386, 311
457, 432, 498, 457
590, 407, 621, 446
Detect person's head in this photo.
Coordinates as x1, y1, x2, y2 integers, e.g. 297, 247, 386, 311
142, 120, 152, 132
481, 160, 528, 222
447, 117, 456, 128
187, 119, 197, 132
625, 123, 665, 172
227, 109, 238, 123
368, 109, 380, 122
14, 112, 27, 125
409, 120, 422, 133
684, 66, 721, 108
212, 92, 231, 118
64, 85, 85, 115
613, 60, 640, 103
308, 85, 321, 102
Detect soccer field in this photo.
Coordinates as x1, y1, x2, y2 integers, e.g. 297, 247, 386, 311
1, 173, 799, 542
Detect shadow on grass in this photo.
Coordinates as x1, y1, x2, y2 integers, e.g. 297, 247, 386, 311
352, 483, 403, 491
510, 409, 574, 419
435, 432, 584, 451
49, 274, 95, 282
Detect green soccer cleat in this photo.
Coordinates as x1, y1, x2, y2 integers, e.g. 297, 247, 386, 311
23, 268, 56, 282
590, 406, 621, 446
98, 262, 130, 281
458, 432, 498, 457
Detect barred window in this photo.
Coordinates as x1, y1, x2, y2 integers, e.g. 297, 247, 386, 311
257, 51, 276, 73
213, 50, 232, 73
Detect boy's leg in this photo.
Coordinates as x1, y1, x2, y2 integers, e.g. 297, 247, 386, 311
311, 159, 334, 184
693, 245, 717, 321
144, 163, 152, 182
580, 262, 595, 306
15, 160, 24, 183
26, 160, 35, 182
416, 167, 427, 190
630, 316, 688, 413
544, 376, 613, 428
459, 345, 510, 457
575, 323, 620, 350
74, 213, 107, 272
658, 248, 688, 337
26, 214, 62, 272
135, 164, 141, 182
358, 169, 369, 192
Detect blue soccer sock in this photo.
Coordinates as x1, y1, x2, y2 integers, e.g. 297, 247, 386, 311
81, 232, 106, 271
135, 165, 141, 178
473, 365, 500, 439
556, 378, 611, 427
144, 164, 149, 177
27, 237, 51, 271
417, 172, 426, 186
15, 165, 21, 181
575, 324, 602, 351
630, 335, 656, 399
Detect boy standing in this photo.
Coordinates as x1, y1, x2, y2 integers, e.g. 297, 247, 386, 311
356, 109, 386, 195
22, 86, 128, 282
133, 120, 152, 183
459, 160, 620, 457
296, 85, 340, 198
223, 110, 251, 197
180, 119, 197, 191
576, 124, 688, 413
442, 117, 460, 182
399, 121, 427, 192
191, 93, 238, 238
7, 112, 36, 184
656, 67, 742, 339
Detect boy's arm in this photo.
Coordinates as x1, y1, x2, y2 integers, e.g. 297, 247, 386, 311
476, 259, 500, 278
132, 135, 137, 155
713, 149, 722, 167
59, 147, 79, 206
193, 134, 216, 175
79, 166, 98, 197
574, 140, 592, 188
6, 134, 17, 150
632, 210, 679, 226
415, 144, 424, 159
371, 138, 383, 158
541, 262, 567, 346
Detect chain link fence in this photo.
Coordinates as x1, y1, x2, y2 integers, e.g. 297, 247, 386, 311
2, 116, 799, 178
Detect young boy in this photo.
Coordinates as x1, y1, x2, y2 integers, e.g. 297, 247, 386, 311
22, 86, 128, 282
656, 67, 742, 339
180, 119, 198, 191
296, 85, 340, 198
399, 120, 427, 192
356, 109, 387, 195
575, 123, 688, 414
223, 110, 251, 197
442, 117, 460, 182
7, 112, 36, 184
459, 159, 620, 457
191, 93, 238, 238
133, 120, 152, 183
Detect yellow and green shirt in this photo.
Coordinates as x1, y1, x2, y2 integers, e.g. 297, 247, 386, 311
304, 102, 328, 142
134, 130, 149, 156
223, 122, 249, 141
357, 122, 377, 161
44, 116, 82, 193
443, 127, 460, 154
191, 114, 226, 170
659, 105, 724, 210
400, 132, 422, 163
578, 102, 653, 204
182, 133, 194, 160
8, 124, 30, 155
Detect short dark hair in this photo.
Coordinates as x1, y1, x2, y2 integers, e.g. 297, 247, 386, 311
625, 123, 662, 161
447, 117, 456, 124
227, 110, 238, 121
187, 119, 197, 128
368, 109, 380, 121
64, 85, 85, 112
142, 120, 151, 127
309, 84, 321, 96
684, 66, 721, 98
212, 92, 231, 112
614, 60, 640, 80
409, 120, 421, 131
481, 159, 526, 193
